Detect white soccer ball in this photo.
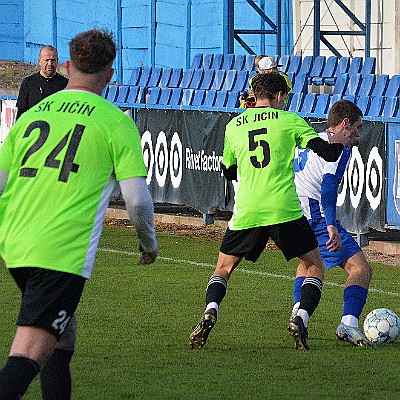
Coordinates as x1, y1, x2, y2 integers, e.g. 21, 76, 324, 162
363, 308, 400, 344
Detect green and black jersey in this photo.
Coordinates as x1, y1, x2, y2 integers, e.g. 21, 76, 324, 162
0, 90, 147, 278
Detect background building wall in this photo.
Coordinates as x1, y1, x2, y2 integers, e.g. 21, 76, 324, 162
293, 0, 400, 76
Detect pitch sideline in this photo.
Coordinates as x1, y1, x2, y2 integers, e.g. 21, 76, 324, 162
98, 247, 400, 298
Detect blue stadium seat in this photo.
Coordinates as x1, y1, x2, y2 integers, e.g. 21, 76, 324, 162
147, 67, 162, 87
221, 54, 235, 70
199, 69, 215, 90
232, 70, 249, 92
180, 88, 195, 109
287, 55, 302, 75
210, 70, 226, 90
102, 86, 108, 98
126, 86, 139, 105
297, 55, 313, 76
146, 87, 161, 107
137, 67, 152, 87
343, 94, 356, 103
114, 85, 130, 106
279, 55, 290, 73
158, 68, 172, 87
357, 74, 375, 97
371, 74, 389, 97
157, 88, 172, 106
168, 68, 183, 87
347, 57, 363, 75
324, 56, 350, 86
366, 96, 384, 117
384, 75, 400, 97
244, 54, 255, 71
291, 73, 308, 94
312, 56, 338, 85
356, 95, 371, 116
191, 53, 203, 69
332, 74, 349, 96
189, 69, 204, 89
225, 90, 240, 109
345, 73, 362, 96
310, 93, 330, 118
214, 90, 228, 108
328, 94, 342, 110
190, 89, 206, 109
128, 67, 142, 86
201, 53, 214, 69
199, 89, 217, 110
360, 57, 376, 75
382, 97, 399, 118
298, 93, 317, 116
307, 56, 325, 84
168, 88, 183, 108
179, 68, 195, 89
211, 54, 224, 70
232, 54, 246, 71
106, 85, 119, 102
287, 92, 304, 112
222, 70, 237, 91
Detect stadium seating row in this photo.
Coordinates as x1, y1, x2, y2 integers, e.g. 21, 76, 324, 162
287, 92, 400, 119
103, 85, 241, 112
126, 67, 249, 92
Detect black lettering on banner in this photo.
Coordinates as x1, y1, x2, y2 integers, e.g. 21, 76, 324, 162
248, 128, 270, 168
20, 121, 84, 182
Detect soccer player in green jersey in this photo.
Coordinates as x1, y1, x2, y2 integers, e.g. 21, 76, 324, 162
0, 29, 158, 399
189, 72, 352, 351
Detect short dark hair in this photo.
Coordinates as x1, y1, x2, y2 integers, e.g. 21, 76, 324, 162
69, 29, 116, 74
327, 100, 363, 127
252, 72, 290, 101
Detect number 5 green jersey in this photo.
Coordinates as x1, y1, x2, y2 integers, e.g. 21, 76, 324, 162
223, 107, 319, 230
0, 90, 147, 278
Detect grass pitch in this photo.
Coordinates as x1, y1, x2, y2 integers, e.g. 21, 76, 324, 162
1, 223, 399, 399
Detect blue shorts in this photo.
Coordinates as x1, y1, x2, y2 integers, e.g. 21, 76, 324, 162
309, 218, 361, 269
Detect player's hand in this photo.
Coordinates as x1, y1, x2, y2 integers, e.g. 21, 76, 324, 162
326, 225, 342, 252
139, 245, 158, 264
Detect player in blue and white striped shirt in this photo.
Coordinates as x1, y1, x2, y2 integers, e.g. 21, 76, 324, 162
292, 100, 374, 347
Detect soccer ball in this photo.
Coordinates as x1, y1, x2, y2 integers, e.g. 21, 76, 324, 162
363, 308, 400, 344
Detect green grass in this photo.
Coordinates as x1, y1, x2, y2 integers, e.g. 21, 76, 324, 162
1, 224, 400, 399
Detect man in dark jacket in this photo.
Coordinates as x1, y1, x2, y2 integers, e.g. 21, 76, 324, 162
16, 45, 68, 119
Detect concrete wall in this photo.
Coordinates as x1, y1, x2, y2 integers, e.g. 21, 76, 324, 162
0, 0, 292, 85
293, 0, 400, 76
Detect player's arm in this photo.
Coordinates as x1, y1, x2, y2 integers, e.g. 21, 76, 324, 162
0, 169, 9, 195
321, 173, 342, 252
306, 137, 344, 162
119, 177, 158, 264
221, 131, 238, 180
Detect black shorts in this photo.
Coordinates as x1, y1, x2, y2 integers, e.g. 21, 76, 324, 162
220, 216, 318, 262
9, 267, 86, 340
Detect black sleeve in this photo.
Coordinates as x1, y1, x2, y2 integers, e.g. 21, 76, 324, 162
307, 137, 344, 162
16, 79, 29, 120
221, 164, 237, 181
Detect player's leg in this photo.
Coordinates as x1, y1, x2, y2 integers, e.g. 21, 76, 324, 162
336, 245, 374, 347
0, 326, 57, 400
290, 263, 307, 321
0, 267, 85, 399
189, 227, 269, 349
189, 251, 241, 349
271, 216, 323, 350
40, 314, 78, 400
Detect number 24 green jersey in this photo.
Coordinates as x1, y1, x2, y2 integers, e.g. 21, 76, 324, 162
0, 90, 147, 278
